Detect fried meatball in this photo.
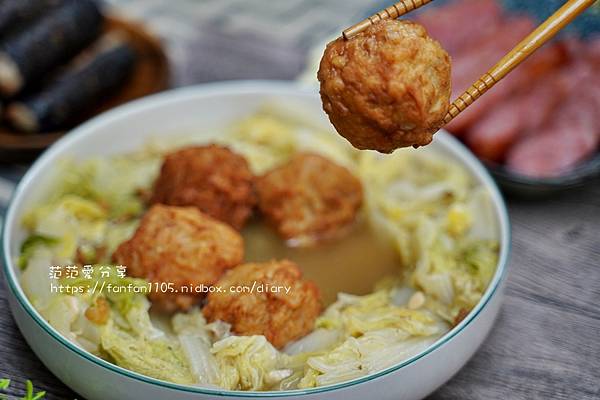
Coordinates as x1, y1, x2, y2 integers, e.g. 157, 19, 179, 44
318, 19, 452, 153
256, 153, 363, 246
150, 145, 256, 230
113, 204, 243, 312
203, 260, 322, 348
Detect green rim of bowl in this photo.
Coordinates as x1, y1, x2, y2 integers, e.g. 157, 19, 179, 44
1, 80, 512, 398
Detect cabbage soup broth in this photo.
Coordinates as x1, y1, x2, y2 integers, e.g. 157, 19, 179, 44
17, 108, 500, 391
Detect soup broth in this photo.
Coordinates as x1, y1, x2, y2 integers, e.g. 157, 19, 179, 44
243, 218, 401, 305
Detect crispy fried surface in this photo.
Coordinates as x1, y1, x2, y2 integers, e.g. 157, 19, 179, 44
113, 205, 244, 312
150, 145, 256, 230
318, 20, 451, 153
256, 153, 363, 246
203, 260, 322, 348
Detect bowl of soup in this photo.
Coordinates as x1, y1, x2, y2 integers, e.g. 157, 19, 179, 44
2, 80, 510, 400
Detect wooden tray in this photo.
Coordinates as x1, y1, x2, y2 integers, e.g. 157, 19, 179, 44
0, 15, 170, 162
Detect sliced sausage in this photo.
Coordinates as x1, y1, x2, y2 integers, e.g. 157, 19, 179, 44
465, 70, 564, 162
447, 35, 566, 134
507, 86, 599, 178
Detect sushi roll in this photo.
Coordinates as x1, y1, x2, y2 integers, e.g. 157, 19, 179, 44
0, 0, 64, 36
0, 0, 103, 96
6, 33, 136, 133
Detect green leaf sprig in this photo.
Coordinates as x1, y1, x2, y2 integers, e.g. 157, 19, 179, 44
22, 380, 46, 400
0, 378, 46, 400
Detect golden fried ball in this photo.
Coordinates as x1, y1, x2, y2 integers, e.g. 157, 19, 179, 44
256, 153, 363, 246
202, 260, 322, 348
150, 145, 256, 230
113, 205, 244, 312
318, 19, 452, 153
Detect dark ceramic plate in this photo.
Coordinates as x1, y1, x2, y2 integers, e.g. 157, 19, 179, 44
485, 154, 600, 197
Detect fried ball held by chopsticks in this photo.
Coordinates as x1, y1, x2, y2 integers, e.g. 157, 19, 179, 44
319, 19, 451, 153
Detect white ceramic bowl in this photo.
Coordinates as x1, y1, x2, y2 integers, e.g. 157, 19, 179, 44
2, 81, 511, 400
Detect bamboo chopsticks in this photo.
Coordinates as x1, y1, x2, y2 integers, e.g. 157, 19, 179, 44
341, 0, 597, 127
343, 0, 434, 40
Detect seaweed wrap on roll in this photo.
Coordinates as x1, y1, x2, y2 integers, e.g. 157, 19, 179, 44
6, 33, 136, 133
0, 0, 103, 96
0, 0, 64, 36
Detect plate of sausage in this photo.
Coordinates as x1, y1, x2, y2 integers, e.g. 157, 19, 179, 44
304, 0, 600, 196
413, 0, 600, 195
